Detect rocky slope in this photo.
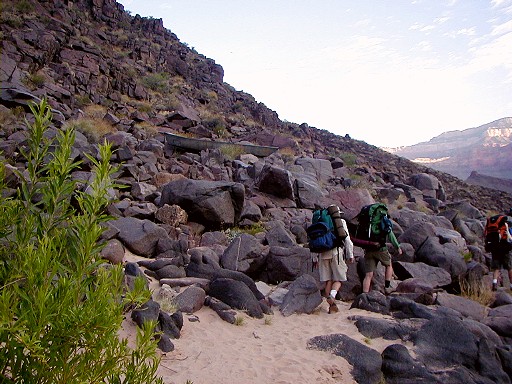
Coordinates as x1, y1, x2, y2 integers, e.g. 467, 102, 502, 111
1, 1, 512, 383
387, 118, 512, 181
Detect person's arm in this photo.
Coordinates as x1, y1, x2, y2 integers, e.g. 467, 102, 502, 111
388, 230, 403, 254
341, 219, 355, 262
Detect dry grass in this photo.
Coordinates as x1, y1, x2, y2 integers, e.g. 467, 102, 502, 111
459, 277, 494, 306
83, 104, 107, 119
234, 315, 245, 326
64, 117, 115, 143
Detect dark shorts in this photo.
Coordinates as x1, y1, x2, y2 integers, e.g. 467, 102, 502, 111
491, 251, 512, 271
364, 248, 391, 273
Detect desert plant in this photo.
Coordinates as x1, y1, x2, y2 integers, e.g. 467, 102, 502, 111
219, 144, 244, 160
25, 72, 46, 88
264, 316, 272, 325
142, 72, 169, 93
234, 315, 245, 326
83, 104, 107, 119
75, 93, 92, 107
0, 99, 162, 383
459, 276, 494, 306
15, 0, 34, 13
338, 151, 357, 166
64, 117, 115, 143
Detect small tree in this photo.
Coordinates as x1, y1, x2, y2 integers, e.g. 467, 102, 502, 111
0, 99, 163, 383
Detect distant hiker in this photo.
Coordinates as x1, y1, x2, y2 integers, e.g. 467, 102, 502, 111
309, 205, 354, 314
350, 203, 402, 294
484, 211, 512, 291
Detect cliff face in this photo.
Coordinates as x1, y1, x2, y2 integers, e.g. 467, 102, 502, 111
1, 0, 512, 213
387, 118, 512, 180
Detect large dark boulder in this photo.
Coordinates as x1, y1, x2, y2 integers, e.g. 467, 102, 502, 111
279, 274, 322, 316
307, 334, 383, 384
412, 316, 509, 384
352, 316, 426, 342
263, 245, 312, 284
110, 217, 169, 258
435, 292, 488, 321
255, 164, 294, 200
264, 220, 297, 247
382, 343, 438, 384
484, 304, 512, 338
208, 277, 264, 318
220, 233, 268, 276
415, 236, 467, 279
393, 261, 452, 288
160, 179, 245, 229
350, 291, 390, 315
186, 252, 265, 301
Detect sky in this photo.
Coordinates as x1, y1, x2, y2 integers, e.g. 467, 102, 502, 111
118, 0, 512, 148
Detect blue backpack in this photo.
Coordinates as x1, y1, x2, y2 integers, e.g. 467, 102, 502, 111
307, 209, 337, 253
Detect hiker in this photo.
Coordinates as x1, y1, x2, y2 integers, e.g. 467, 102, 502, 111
361, 227, 402, 294
489, 210, 512, 291
312, 219, 354, 314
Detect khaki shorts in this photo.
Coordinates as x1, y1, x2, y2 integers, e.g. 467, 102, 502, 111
364, 249, 391, 273
319, 249, 348, 282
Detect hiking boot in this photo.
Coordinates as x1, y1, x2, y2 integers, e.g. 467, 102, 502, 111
328, 303, 339, 314
492, 283, 498, 292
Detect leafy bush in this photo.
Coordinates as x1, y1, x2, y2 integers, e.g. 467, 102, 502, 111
0, 99, 162, 383
142, 73, 169, 93
24, 72, 46, 88
338, 151, 357, 166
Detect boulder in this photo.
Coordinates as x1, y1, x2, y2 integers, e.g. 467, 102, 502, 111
110, 217, 169, 258
256, 165, 294, 200
208, 277, 264, 319
435, 292, 488, 321
415, 236, 467, 279
186, 252, 264, 301
279, 274, 322, 316
160, 179, 245, 229
393, 261, 452, 288
263, 245, 312, 284
307, 334, 383, 384
173, 286, 206, 314
220, 233, 268, 276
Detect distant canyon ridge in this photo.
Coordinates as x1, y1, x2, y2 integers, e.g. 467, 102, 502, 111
385, 117, 512, 192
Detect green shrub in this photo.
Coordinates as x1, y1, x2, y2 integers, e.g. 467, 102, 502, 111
0, 99, 162, 383
338, 151, 357, 166
24, 72, 45, 89
142, 73, 169, 93
15, 0, 33, 13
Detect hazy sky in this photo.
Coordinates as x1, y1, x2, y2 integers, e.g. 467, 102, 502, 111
119, 0, 512, 147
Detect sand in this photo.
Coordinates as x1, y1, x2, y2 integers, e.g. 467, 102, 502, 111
121, 252, 401, 384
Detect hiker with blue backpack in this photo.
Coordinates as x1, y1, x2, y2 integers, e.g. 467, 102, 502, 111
307, 205, 354, 314
351, 203, 402, 294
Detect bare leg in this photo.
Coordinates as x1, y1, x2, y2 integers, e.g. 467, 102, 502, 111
331, 281, 342, 293
324, 280, 332, 298
385, 265, 393, 281
362, 272, 374, 293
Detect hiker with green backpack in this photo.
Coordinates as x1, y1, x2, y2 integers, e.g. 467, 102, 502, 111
351, 203, 402, 294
